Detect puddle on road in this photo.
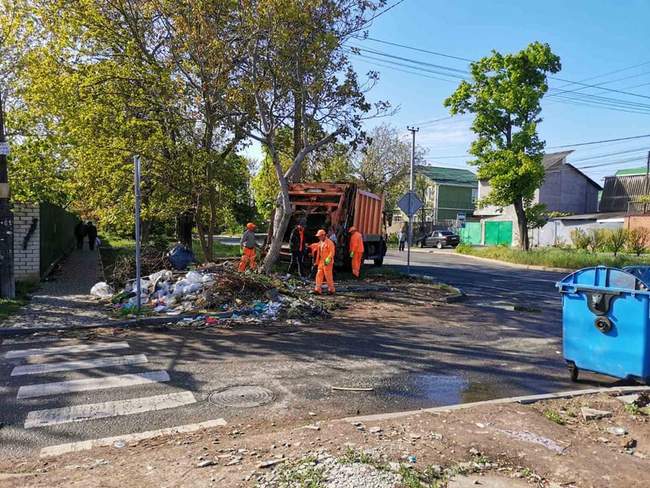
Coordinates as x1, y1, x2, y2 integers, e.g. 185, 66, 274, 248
373, 372, 504, 408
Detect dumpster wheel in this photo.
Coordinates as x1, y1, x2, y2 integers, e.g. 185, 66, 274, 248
594, 316, 613, 334
567, 361, 579, 382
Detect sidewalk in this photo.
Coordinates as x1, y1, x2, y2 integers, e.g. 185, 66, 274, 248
1, 248, 108, 330
3, 388, 648, 487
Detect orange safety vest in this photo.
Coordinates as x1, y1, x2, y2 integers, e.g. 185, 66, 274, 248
349, 231, 364, 254
316, 238, 336, 267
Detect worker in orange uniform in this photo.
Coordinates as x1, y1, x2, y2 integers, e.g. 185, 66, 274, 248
314, 229, 336, 294
239, 222, 258, 272
348, 226, 365, 278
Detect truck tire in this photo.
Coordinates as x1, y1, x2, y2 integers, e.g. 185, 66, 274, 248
374, 257, 384, 266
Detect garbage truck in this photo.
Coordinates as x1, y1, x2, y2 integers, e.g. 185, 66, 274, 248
279, 182, 387, 267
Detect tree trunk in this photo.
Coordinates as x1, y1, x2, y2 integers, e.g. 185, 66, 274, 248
513, 197, 529, 251
195, 199, 212, 262
176, 212, 193, 248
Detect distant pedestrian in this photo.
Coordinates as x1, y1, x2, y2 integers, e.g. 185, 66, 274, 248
397, 230, 405, 251
288, 223, 306, 277
74, 221, 87, 250
239, 222, 258, 272
86, 222, 98, 251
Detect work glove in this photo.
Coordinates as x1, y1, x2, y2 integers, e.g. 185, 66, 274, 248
349, 251, 354, 258
324, 257, 331, 266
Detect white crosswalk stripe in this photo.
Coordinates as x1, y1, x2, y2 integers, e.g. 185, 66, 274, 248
24, 391, 196, 428
17, 370, 170, 399
10, 354, 148, 376
1, 339, 215, 449
5, 341, 130, 359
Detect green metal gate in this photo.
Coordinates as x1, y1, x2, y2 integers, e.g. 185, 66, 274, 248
459, 222, 482, 245
484, 221, 513, 246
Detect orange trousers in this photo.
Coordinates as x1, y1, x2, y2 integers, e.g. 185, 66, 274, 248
315, 265, 335, 294
239, 247, 256, 272
351, 254, 363, 278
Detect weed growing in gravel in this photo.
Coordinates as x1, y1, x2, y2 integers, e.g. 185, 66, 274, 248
625, 403, 641, 415
339, 448, 388, 471
275, 456, 326, 488
543, 409, 566, 425
398, 465, 444, 488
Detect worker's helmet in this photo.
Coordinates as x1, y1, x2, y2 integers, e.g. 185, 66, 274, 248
246, 222, 256, 230
316, 229, 326, 237
348, 226, 357, 233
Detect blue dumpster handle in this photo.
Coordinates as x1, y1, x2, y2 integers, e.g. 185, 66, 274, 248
556, 266, 650, 295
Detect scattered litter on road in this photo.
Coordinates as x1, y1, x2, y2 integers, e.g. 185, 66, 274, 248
90, 282, 114, 298
607, 426, 628, 436
581, 407, 612, 421
196, 460, 217, 468
497, 429, 566, 454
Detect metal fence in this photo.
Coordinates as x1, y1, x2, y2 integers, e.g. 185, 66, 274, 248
39, 202, 80, 275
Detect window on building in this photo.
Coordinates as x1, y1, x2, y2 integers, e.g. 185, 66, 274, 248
471, 188, 478, 204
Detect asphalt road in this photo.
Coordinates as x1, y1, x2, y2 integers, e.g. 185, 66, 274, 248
0, 250, 618, 458
384, 248, 564, 312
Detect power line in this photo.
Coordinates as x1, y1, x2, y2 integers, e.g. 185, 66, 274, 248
569, 146, 650, 163
548, 133, 650, 149
360, 0, 407, 27
352, 36, 650, 110
577, 156, 647, 170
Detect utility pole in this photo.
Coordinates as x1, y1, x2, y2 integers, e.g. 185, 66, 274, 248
643, 151, 650, 214
0, 91, 15, 298
406, 126, 419, 275
134, 155, 142, 312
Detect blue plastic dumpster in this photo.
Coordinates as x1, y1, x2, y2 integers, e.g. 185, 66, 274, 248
557, 266, 650, 382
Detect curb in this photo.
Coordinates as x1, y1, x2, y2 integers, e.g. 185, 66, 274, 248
455, 251, 574, 274
340, 385, 650, 424
408, 274, 466, 303
0, 311, 236, 337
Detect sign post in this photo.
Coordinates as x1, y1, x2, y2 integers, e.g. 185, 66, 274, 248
134, 155, 142, 312
397, 191, 424, 275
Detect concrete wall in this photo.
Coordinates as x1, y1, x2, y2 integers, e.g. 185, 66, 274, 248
530, 219, 623, 248
12, 203, 40, 281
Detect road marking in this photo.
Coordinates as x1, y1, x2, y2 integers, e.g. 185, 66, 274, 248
40, 418, 227, 457
1, 337, 60, 346
25, 391, 196, 428
10, 354, 148, 376
17, 370, 170, 399
5, 342, 130, 359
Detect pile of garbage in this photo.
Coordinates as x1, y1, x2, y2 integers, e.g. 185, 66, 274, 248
91, 262, 329, 326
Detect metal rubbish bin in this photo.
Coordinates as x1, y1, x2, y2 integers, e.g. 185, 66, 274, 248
557, 266, 650, 382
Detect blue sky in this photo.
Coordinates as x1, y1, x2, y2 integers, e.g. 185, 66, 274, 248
349, 0, 650, 184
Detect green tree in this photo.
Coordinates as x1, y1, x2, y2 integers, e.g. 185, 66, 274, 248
238, 0, 388, 273
444, 42, 561, 250
607, 228, 628, 257
355, 124, 415, 223
627, 227, 650, 256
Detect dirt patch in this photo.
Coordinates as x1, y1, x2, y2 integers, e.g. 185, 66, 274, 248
2, 392, 649, 487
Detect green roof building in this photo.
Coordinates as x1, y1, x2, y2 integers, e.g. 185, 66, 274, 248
414, 165, 478, 222
615, 167, 647, 177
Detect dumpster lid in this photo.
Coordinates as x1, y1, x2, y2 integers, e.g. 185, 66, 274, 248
557, 266, 650, 293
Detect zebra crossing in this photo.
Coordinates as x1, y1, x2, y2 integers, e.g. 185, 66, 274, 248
1, 337, 212, 450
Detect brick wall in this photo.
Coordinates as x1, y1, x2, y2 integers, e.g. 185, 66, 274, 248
625, 214, 650, 231
13, 203, 40, 281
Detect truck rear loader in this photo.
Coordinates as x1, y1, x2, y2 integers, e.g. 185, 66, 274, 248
280, 182, 387, 267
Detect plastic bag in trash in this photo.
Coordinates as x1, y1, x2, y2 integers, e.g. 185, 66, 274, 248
185, 271, 204, 284
90, 281, 114, 298
167, 244, 195, 270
